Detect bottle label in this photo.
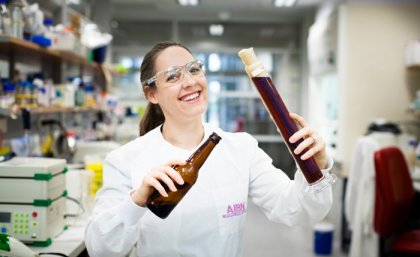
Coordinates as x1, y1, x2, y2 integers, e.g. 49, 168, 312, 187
251, 65, 265, 77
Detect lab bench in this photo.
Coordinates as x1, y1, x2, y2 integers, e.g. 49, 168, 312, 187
29, 225, 87, 257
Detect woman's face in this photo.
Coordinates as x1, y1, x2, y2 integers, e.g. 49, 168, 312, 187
147, 46, 208, 122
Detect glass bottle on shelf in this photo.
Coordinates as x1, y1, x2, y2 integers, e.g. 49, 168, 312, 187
0, 0, 11, 36
15, 81, 24, 106
9, 0, 25, 39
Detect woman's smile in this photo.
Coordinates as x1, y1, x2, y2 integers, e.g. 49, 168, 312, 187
178, 91, 202, 103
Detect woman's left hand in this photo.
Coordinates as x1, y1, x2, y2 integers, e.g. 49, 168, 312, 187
288, 113, 328, 169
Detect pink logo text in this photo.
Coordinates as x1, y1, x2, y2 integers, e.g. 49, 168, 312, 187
222, 202, 246, 218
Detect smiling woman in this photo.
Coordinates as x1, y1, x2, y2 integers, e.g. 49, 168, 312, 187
84, 41, 334, 257
138, 42, 209, 138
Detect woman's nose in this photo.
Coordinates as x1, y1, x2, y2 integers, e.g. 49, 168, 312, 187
181, 72, 197, 87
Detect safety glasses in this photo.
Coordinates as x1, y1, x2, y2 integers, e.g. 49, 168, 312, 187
142, 60, 205, 88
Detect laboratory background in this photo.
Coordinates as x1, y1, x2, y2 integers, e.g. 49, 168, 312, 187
0, 0, 420, 256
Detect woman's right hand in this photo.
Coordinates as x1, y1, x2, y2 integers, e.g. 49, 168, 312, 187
130, 159, 185, 207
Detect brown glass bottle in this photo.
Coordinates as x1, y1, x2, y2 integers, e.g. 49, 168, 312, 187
238, 48, 324, 185
146, 132, 222, 219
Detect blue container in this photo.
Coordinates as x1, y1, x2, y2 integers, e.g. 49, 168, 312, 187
32, 34, 52, 47
92, 45, 107, 63
313, 222, 334, 255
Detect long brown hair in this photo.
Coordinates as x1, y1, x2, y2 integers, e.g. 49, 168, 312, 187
139, 41, 192, 136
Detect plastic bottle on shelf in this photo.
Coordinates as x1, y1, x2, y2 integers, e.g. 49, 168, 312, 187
84, 84, 96, 108
44, 79, 54, 107
37, 86, 48, 107
75, 81, 85, 107
6, 83, 16, 108
34, 78, 48, 107
9, 0, 25, 39
0, 0, 12, 36
43, 18, 57, 47
63, 82, 76, 108
1, 79, 15, 108
53, 84, 64, 107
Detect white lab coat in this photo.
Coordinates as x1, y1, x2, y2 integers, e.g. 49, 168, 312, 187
85, 123, 333, 257
345, 136, 379, 257
345, 133, 399, 257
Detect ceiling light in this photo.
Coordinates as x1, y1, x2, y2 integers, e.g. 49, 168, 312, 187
285, 0, 296, 7
209, 53, 221, 72
274, 0, 285, 7
209, 81, 221, 93
209, 24, 224, 36
273, 0, 296, 7
120, 57, 134, 69
177, 0, 200, 6
66, 0, 80, 4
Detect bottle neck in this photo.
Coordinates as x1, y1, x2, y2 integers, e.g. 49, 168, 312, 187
245, 61, 270, 78
187, 133, 220, 170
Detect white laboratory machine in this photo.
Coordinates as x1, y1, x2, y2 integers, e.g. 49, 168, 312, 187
0, 157, 67, 246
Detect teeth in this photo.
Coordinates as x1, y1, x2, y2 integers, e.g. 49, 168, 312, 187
181, 92, 200, 102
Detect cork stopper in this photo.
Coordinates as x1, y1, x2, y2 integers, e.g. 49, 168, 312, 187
238, 48, 258, 66
238, 47, 269, 78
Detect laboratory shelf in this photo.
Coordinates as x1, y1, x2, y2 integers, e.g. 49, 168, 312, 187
0, 35, 96, 69
0, 106, 96, 117
29, 106, 96, 114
